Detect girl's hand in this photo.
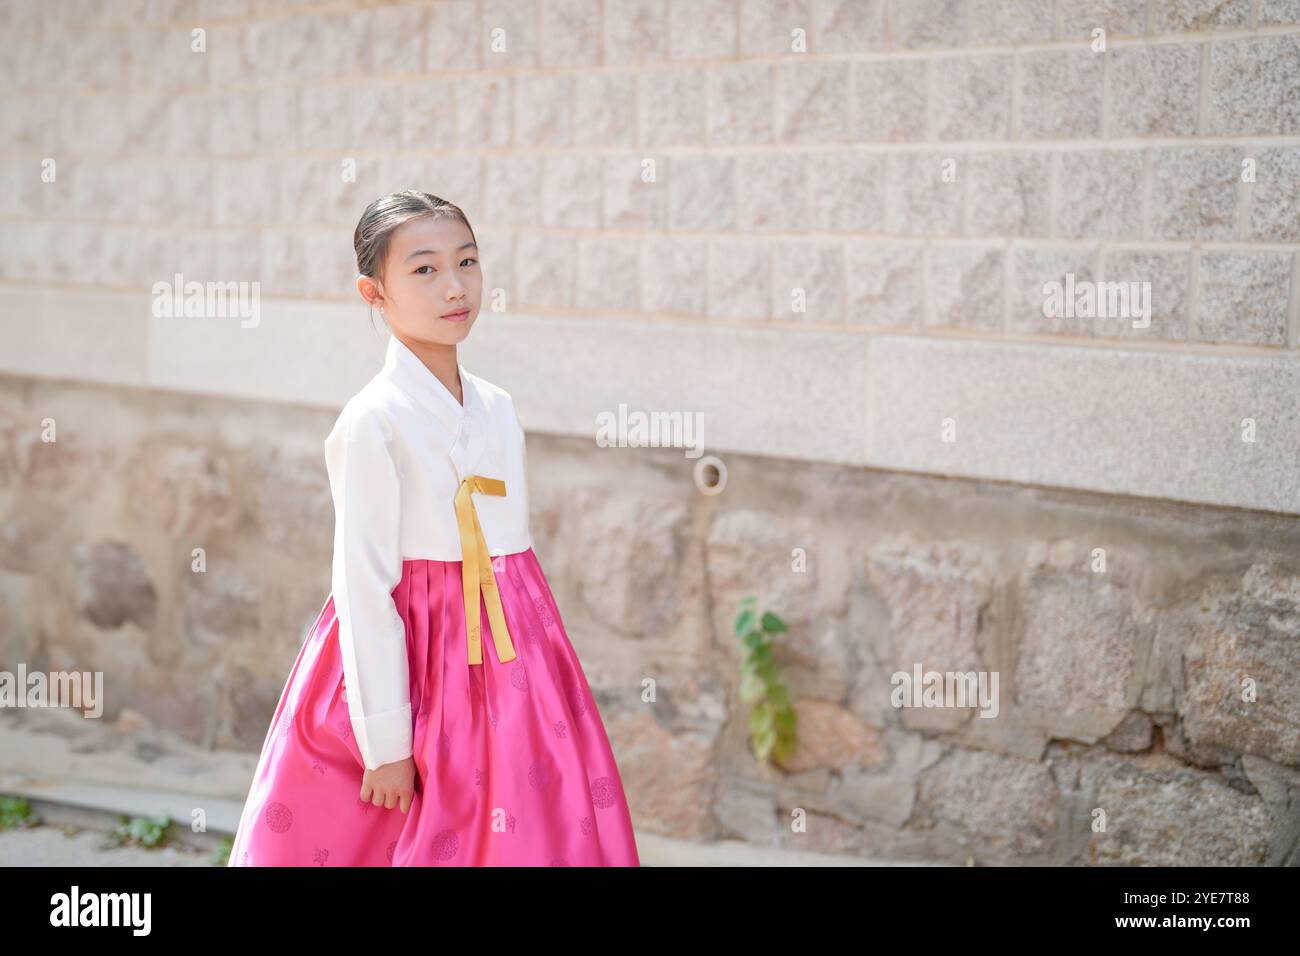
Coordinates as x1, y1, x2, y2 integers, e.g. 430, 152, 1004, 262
360, 756, 416, 813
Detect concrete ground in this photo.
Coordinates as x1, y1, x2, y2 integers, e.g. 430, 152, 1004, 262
0, 706, 945, 867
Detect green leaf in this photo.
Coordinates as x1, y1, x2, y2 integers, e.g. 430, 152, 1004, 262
774, 705, 797, 734
760, 611, 787, 633
753, 726, 777, 761
733, 609, 757, 638
738, 670, 765, 703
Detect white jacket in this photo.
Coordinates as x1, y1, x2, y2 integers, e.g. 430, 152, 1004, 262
322, 332, 533, 771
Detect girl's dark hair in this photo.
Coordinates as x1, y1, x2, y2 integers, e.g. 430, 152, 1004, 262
353, 190, 477, 323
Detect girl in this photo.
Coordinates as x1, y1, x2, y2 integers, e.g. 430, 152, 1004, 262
228, 191, 640, 867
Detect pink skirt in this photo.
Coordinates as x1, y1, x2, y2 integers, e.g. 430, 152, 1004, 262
228, 547, 640, 867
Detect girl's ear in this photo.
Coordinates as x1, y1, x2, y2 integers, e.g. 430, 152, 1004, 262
356, 273, 381, 307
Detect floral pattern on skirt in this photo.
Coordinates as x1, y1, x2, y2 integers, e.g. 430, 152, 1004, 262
228, 547, 640, 867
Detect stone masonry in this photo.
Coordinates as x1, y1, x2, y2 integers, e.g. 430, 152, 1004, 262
1, 1, 1299, 865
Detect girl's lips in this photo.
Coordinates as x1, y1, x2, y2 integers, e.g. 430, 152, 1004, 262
441, 310, 470, 322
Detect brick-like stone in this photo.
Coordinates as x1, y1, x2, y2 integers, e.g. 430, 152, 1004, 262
639, 68, 705, 146
1260, 0, 1300, 23
736, 153, 810, 232
425, 0, 480, 71
886, 0, 967, 48
866, 533, 999, 733
967, 0, 1055, 45
1096, 247, 1191, 340
851, 60, 928, 141
1247, 148, 1300, 242
706, 63, 775, 145
365, 3, 428, 70
1208, 36, 1300, 136
131, 27, 209, 91
846, 241, 923, 326
574, 73, 636, 146
1153, 0, 1251, 32
605, 0, 667, 62
569, 490, 689, 634
668, 0, 739, 59
917, 750, 1060, 863
542, 156, 602, 229
515, 231, 577, 309
667, 154, 735, 232
126, 439, 238, 538
1149, 147, 1240, 240
604, 154, 667, 230
933, 54, 1013, 140
1014, 539, 1146, 739
1019, 49, 1105, 139
740, 0, 814, 56
579, 238, 639, 312
400, 80, 456, 149
514, 73, 573, 146
1055, 150, 1145, 240
776, 61, 852, 143
1065, 750, 1275, 866
259, 229, 309, 297
539, 0, 602, 67
641, 235, 707, 316
300, 227, 349, 300
1180, 564, 1300, 767
479, 0, 538, 67
886, 151, 963, 236
1058, 0, 1148, 39
810, 152, 886, 232
928, 244, 1004, 331
74, 540, 159, 631
707, 239, 771, 318
213, 158, 279, 227
772, 240, 845, 322
483, 155, 541, 226
1108, 43, 1200, 137
350, 85, 401, 147
966, 151, 1051, 237
454, 75, 512, 147
255, 88, 298, 154
298, 85, 351, 152
814, 0, 887, 53
1195, 251, 1292, 347
1010, 243, 1100, 336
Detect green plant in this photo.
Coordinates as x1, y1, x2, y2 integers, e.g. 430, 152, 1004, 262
0, 795, 40, 830
212, 835, 234, 867
105, 813, 174, 849
734, 595, 797, 766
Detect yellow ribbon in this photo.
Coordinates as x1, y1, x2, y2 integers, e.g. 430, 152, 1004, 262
453, 474, 517, 666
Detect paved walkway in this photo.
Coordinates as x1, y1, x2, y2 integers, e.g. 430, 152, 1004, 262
1, 707, 945, 867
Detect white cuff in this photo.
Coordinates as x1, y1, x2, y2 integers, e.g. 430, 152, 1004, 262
351, 703, 413, 771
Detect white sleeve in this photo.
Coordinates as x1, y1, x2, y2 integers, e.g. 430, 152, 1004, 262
323, 406, 412, 772
510, 397, 530, 528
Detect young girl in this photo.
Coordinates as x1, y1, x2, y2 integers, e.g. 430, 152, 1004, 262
228, 191, 640, 867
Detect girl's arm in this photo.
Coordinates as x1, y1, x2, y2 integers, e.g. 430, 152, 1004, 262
323, 404, 412, 773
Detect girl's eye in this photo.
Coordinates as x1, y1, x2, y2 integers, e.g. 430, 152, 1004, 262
415, 265, 434, 274
461, 258, 478, 267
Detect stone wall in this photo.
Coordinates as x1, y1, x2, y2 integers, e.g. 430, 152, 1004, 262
2, 373, 1298, 864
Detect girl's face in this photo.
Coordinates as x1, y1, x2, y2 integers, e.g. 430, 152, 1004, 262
360, 215, 482, 346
